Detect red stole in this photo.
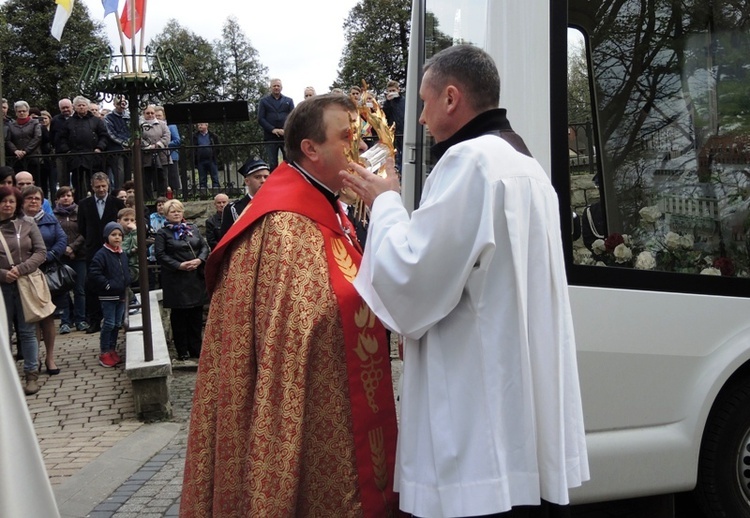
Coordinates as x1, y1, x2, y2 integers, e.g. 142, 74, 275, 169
206, 162, 399, 516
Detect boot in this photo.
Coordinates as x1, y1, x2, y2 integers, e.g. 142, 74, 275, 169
24, 371, 40, 395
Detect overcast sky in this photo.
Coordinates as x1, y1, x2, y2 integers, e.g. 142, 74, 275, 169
79, 0, 361, 105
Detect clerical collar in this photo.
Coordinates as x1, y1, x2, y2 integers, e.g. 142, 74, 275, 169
289, 162, 340, 213
431, 108, 515, 161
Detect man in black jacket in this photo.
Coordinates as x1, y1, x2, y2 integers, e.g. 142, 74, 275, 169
78, 172, 125, 333
219, 159, 269, 238
58, 96, 108, 199
257, 78, 294, 171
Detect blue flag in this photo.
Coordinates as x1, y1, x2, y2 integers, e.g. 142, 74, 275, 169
102, 0, 118, 18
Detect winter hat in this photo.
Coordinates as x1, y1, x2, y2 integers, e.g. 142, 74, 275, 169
103, 222, 124, 239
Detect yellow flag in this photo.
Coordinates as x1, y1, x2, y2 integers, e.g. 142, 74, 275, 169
51, 0, 75, 41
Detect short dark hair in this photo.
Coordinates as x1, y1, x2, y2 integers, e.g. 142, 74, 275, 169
21, 185, 44, 201
423, 44, 500, 112
285, 94, 357, 164
0, 186, 24, 216
55, 186, 74, 200
0, 166, 15, 186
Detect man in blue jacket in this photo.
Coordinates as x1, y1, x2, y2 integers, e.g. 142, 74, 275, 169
257, 78, 294, 171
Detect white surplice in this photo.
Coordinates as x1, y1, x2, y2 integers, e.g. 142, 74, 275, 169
354, 134, 590, 518
0, 295, 60, 517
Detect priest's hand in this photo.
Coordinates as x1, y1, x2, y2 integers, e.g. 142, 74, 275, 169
340, 157, 400, 208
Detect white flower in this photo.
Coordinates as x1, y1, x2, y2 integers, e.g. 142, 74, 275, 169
700, 267, 721, 276
679, 234, 694, 249
622, 234, 631, 246
613, 243, 633, 263
639, 206, 662, 224
592, 239, 606, 255
574, 248, 595, 265
595, 261, 607, 267
634, 251, 656, 270
665, 232, 682, 250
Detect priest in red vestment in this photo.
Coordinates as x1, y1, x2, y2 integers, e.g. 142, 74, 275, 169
180, 94, 400, 518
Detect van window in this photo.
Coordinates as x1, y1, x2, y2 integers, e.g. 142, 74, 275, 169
569, 2, 750, 279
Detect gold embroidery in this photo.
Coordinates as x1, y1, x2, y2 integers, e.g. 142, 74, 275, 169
368, 427, 388, 492
182, 212, 362, 517
351, 302, 385, 412
332, 238, 358, 282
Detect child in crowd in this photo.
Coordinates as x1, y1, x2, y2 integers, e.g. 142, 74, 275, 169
88, 222, 131, 368
117, 208, 140, 314
149, 196, 167, 234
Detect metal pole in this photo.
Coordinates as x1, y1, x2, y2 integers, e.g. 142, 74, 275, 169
129, 93, 154, 361
0, 61, 5, 166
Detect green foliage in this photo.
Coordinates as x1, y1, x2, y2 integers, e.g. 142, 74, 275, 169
334, 0, 411, 94
149, 18, 267, 143
149, 19, 223, 103
0, 0, 108, 111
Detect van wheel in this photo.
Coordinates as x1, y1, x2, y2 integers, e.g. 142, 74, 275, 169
696, 380, 750, 517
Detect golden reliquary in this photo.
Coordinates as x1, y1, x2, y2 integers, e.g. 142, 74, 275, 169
342, 81, 396, 225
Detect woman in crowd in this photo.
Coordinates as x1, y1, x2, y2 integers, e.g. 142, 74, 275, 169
5, 101, 42, 184
140, 105, 170, 200
22, 186, 66, 375
154, 199, 209, 361
0, 186, 46, 394
0, 166, 16, 188
153, 106, 181, 196
53, 186, 87, 333
35, 109, 55, 197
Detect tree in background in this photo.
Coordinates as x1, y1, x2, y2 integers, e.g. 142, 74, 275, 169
214, 16, 268, 143
567, 34, 591, 125
0, 0, 108, 112
334, 0, 411, 94
215, 16, 268, 103
149, 19, 223, 103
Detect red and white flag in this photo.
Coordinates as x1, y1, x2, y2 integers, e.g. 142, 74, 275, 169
120, 0, 144, 39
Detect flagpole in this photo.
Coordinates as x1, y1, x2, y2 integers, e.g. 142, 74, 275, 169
114, 12, 130, 73
138, 0, 147, 73
130, 0, 137, 73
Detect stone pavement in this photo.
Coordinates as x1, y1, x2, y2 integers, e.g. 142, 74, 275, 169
18, 325, 703, 518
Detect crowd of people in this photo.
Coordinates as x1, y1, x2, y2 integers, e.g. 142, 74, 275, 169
4, 51, 590, 518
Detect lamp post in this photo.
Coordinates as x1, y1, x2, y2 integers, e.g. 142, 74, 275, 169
78, 46, 185, 361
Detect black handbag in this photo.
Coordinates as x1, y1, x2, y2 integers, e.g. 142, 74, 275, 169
42, 258, 77, 297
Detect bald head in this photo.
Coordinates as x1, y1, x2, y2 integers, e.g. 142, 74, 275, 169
214, 193, 229, 214
15, 171, 34, 188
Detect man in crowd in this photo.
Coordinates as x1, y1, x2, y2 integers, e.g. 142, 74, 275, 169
191, 123, 220, 191
257, 78, 294, 171
58, 96, 108, 199
383, 79, 406, 169
204, 193, 228, 250
341, 44, 589, 518
181, 94, 399, 517
104, 95, 130, 190
217, 158, 269, 239
78, 172, 125, 333
49, 98, 73, 186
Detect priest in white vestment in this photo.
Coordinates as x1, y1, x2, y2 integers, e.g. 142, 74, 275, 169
341, 44, 589, 518
0, 295, 60, 517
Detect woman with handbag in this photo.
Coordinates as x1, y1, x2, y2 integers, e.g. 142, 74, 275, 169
53, 186, 88, 334
0, 186, 46, 395
154, 199, 209, 361
22, 186, 67, 375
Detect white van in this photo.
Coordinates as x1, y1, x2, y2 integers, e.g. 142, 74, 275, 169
401, 1, 750, 516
